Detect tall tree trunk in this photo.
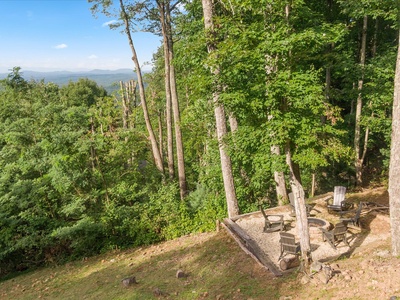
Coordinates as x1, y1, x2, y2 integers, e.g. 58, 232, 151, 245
158, 109, 163, 159
272, 145, 288, 205
159, 3, 175, 179
354, 16, 368, 187
120, 80, 136, 130
201, 0, 239, 218
119, 0, 164, 173
311, 173, 316, 197
158, 0, 187, 198
286, 145, 312, 271
120, 81, 129, 130
166, 3, 187, 199
389, 29, 400, 256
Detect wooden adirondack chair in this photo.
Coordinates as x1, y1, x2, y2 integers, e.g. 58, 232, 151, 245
278, 232, 300, 260
325, 186, 353, 213
320, 222, 350, 249
339, 202, 363, 228
259, 205, 284, 233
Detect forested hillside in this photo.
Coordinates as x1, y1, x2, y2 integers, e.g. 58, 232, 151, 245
0, 0, 398, 277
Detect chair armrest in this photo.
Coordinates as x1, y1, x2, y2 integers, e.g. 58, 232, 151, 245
325, 196, 333, 204
339, 217, 352, 223
341, 200, 354, 210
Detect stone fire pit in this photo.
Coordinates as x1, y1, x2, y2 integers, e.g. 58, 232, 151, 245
308, 217, 330, 239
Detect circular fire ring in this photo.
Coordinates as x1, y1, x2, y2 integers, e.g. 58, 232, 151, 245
308, 217, 331, 238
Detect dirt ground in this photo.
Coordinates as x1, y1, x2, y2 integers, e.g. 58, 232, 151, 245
266, 187, 400, 299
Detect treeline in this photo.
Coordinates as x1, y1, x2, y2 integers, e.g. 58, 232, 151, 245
0, 0, 398, 276
0, 69, 219, 276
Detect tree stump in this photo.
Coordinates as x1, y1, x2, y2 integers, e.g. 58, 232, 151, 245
279, 257, 300, 270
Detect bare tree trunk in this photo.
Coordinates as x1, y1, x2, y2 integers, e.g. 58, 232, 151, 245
120, 80, 136, 130
120, 81, 129, 130
166, 3, 187, 199
119, 0, 164, 174
286, 145, 312, 271
201, 0, 239, 218
159, 3, 175, 179
120, 80, 138, 165
389, 29, 400, 256
158, 0, 187, 198
158, 110, 163, 159
354, 16, 368, 187
228, 113, 238, 132
271, 145, 288, 205
311, 173, 316, 197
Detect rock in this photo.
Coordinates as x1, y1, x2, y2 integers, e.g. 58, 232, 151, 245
310, 261, 323, 273
121, 276, 137, 287
153, 287, 168, 297
323, 265, 333, 283
176, 269, 186, 278
390, 296, 398, 300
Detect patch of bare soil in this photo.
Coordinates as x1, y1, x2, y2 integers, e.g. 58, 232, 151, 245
273, 187, 400, 299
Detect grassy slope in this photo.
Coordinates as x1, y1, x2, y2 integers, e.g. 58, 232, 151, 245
0, 231, 285, 300
1, 187, 397, 300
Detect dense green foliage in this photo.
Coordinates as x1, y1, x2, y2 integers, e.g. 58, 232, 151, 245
0, 0, 398, 276
0, 69, 215, 276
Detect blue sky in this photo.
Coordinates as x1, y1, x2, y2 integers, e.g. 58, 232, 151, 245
0, 0, 161, 72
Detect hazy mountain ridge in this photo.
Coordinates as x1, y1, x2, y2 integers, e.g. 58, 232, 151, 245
0, 69, 138, 93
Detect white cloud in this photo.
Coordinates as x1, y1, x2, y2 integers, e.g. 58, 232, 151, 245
54, 44, 68, 49
88, 55, 98, 59
102, 20, 118, 27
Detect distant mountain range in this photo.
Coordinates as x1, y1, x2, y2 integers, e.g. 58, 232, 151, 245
0, 69, 139, 93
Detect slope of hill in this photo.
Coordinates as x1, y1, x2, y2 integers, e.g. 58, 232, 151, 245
0, 188, 396, 300
0, 69, 139, 93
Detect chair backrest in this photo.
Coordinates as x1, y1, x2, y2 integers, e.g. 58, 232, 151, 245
333, 186, 347, 206
333, 222, 347, 237
355, 202, 362, 219
354, 202, 363, 220
279, 232, 298, 254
